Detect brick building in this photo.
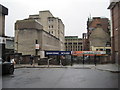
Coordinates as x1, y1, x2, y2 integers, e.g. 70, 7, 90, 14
86, 17, 111, 52
87, 17, 110, 40
108, 0, 120, 64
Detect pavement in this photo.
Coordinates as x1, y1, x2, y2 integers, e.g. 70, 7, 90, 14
14, 63, 120, 73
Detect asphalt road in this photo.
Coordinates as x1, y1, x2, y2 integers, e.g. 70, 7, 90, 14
2, 68, 118, 88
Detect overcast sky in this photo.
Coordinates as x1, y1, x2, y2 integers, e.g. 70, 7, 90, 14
1, 0, 110, 38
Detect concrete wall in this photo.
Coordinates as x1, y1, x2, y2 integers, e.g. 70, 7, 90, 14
15, 29, 38, 55
40, 31, 60, 51
15, 29, 61, 55
89, 27, 110, 47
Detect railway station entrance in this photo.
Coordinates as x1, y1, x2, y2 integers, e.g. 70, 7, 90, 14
44, 51, 71, 66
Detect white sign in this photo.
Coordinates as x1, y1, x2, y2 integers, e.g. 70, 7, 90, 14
0, 37, 6, 44
35, 44, 40, 49
83, 51, 106, 54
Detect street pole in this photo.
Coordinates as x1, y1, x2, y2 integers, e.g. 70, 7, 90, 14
48, 59, 49, 68
83, 54, 85, 67
0, 37, 6, 60
94, 54, 96, 66
71, 55, 73, 66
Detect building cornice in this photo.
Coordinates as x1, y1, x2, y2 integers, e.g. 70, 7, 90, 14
0, 4, 8, 15
108, 1, 120, 9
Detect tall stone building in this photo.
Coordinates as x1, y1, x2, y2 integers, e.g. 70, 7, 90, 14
65, 36, 83, 51
108, 0, 120, 64
15, 12, 64, 57
29, 10, 65, 50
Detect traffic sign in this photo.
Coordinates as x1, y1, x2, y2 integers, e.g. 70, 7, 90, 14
0, 37, 6, 44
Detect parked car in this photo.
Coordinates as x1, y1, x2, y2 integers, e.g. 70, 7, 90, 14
0, 58, 14, 75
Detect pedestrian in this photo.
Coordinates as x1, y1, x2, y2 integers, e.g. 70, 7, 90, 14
10, 57, 16, 64
33, 58, 35, 67
30, 55, 33, 65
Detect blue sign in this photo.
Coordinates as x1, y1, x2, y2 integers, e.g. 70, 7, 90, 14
60, 51, 71, 55
45, 51, 59, 55
45, 51, 71, 55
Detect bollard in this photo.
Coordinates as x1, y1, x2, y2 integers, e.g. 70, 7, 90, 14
48, 58, 52, 68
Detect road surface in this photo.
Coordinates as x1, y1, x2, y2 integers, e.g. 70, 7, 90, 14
2, 68, 118, 88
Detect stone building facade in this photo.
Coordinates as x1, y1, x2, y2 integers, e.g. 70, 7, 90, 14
29, 10, 65, 50
15, 19, 61, 56
108, 0, 120, 64
89, 27, 111, 52
65, 36, 83, 51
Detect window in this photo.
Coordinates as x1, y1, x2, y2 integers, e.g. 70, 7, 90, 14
106, 49, 111, 54
49, 26, 50, 29
48, 18, 54, 23
96, 49, 99, 51
51, 19, 53, 21
48, 25, 53, 29
51, 25, 53, 28
81, 46, 83, 50
58, 26, 60, 29
52, 31, 53, 34
74, 43, 77, 45
100, 49, 103, 51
